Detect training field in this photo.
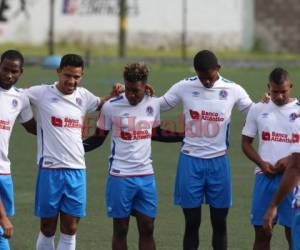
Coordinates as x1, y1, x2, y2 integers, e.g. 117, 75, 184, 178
9, 62, 300, 249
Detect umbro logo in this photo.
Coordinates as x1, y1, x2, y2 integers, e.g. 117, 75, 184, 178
192, 91, 200, 97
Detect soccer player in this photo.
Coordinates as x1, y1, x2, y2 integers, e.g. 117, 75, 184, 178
25, 54, 122, 250
159, 50, 253, 250
84, 62, 183, 250
0, 49, 36, 249
242, 68, 297, 250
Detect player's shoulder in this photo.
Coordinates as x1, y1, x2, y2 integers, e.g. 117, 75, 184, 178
103, 94, 125, 109
218, 77, 241, 89
108, 94, 125, 104
181, 75, 199, 86
29, 82, 53, 91
249, 102, 267, 113
143, 94, 161, 106
169, 76, 199, 91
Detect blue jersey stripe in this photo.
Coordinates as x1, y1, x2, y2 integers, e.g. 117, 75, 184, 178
108, 140, 116, 172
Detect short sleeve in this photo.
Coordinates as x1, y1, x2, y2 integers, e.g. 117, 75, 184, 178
97, 102, 112, 130
241, 105, 258, 138
234, 84, 253, 113
24, 85, 45, 106
160, 82, 182, 112
83, 88, 101, 113
17, 94, 33, 123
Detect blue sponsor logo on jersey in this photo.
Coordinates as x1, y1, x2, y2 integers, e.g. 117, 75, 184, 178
261, 113, 269, 118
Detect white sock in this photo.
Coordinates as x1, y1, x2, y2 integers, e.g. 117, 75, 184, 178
57, 233, 76, 250
36, 231, 55, 250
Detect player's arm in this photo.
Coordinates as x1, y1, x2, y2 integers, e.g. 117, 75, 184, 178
241, 135, 275, 176
151, 126, 184, 142
273, 155, 291, 173
159, 82, 182, 112
83, 128, 109, 152
21, 118, 37, 135
234, 85, 253, 116
0, 199, 13, 239
263, 152, 300, 234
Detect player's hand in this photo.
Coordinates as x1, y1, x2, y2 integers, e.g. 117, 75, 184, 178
145, 84, 155, 96
261, 92, 270, 103
263, 205, 277, 236
259, 161, 276, 176
273, 156, 291, 173
110, 83, 125, 97
0, 216, 13, 239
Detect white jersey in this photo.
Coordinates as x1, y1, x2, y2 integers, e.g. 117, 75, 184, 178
98, 93, 160, 177
160, 75, 252, 158
242, 100, 300, 175
25, 82, 100, 169
0, 86, 33, 174
289, 126, 300, 208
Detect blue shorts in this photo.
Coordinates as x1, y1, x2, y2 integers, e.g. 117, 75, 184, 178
0, 227, 9, 250
174, 153, 232, 208
35, 168, 86, 218
292, 208, 300, 250
0, 175, 14, 217
106, 175, 157, 218
251, 173, 292, 227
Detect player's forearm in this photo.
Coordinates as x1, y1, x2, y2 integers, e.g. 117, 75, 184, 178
152, 127, 184, 142
241, 138, 264, 167
0, 201, 7, 219
83, 136, 105, 152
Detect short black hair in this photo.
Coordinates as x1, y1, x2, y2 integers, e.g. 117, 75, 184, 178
0, 50, 24, 67
193, 50, 219, 72
123, 63, 148, 83
59, 54, 84, 69
269, 67, 289, 85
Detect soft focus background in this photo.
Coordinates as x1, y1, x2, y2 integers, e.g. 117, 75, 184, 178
1, 0, 300, 249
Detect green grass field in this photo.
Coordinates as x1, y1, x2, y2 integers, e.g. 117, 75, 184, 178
8, 62, 300, 249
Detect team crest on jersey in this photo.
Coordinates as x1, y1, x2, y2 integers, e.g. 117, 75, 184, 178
11, 99, 18, 108
76, 97, 82, 106
192, 91, 200, 97
146, 106, 154, 116
289, 112, 300, 121
219, 90, 228, 100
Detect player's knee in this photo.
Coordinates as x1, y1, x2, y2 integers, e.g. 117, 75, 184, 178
114, 225, 129, 239
210, 208, 228, 230
60, 223, 78, 235
183, 208, 201, 231
139, 222, 154, 238
41, 227, 56, 237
